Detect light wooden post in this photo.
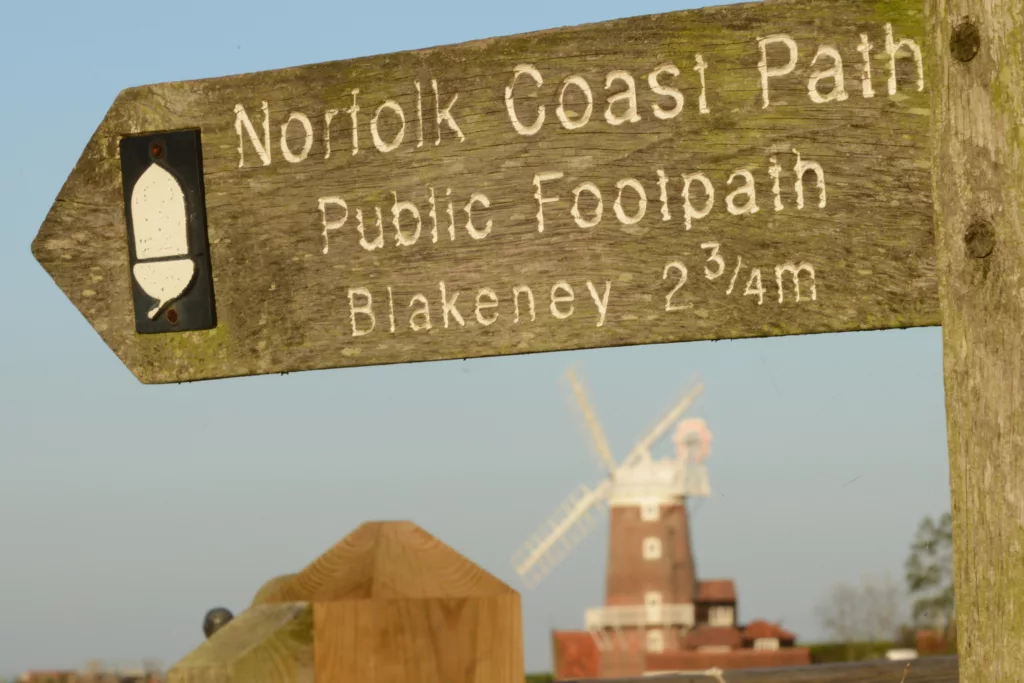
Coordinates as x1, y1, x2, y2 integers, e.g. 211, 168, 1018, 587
167, 522, 523, 683
925, 0, 1024, 681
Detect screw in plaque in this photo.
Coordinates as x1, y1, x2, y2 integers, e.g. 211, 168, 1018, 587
203, 607, 235, 639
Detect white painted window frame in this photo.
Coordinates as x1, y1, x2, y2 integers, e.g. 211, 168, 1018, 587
642, 536, 663, 560
646, 629, 665, 654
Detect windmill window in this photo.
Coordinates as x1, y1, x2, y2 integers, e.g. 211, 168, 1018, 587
644, 591, 663, 623
646, 629, 665, 653
642, 537, 663, 560
640, 502, 660, 521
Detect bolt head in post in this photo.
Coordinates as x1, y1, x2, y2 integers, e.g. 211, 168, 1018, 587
203, 607, 234, 638
950, 19, 981, 62
964, 219, 995, 259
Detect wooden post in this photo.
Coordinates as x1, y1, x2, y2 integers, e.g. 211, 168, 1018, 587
167, 521, 523, 683
168, 602, 315, 683
925, 0, 1024, 681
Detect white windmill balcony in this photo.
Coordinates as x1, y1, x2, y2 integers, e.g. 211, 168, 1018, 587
584, 603, 695, 630
607, 459, 710, 506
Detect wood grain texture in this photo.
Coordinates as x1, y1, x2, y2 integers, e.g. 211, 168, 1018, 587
585, 655, 959, 682
252, 574, 298, 606
924, 0, 1024, 681
165, 602, 313, 683
31, 0, 936, 384
314, 595, 522, 683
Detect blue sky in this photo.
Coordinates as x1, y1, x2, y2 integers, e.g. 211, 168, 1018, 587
0, 0, 951, 676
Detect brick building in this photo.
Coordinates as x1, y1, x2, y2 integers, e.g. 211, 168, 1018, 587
551, 498, 809, 678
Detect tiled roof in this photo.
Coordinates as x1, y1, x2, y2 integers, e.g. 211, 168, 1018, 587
683, 625, 744, 649
742, 620, 796, 641
552, 630, 600, 680
695, 579, 736, 603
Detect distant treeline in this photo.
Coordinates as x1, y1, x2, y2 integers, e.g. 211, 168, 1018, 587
806, 641, 905, 663
806, 640, 956, 664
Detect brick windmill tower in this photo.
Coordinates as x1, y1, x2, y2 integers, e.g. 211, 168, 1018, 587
512, 369, 712, 677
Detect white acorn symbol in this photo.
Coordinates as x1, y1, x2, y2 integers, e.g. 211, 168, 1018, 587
129, 163, 196, 320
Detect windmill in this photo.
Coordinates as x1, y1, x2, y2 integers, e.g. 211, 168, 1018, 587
512, 367, 714, 663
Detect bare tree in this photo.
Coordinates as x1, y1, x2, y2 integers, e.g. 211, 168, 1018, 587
816, 580, 866, 661
815, 572, 907, 660
860, 573, 904, 644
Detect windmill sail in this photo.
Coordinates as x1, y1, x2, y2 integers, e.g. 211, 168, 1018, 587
619, 382, 703, 469
566, 368, 618, 475
512, 479, 612, 587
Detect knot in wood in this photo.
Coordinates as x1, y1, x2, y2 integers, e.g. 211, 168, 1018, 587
950, 19, 981, 62
964, 219, 995, 259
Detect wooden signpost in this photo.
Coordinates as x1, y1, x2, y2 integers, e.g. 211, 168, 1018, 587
33, 0, 936, 385
29, 0, 1023, 680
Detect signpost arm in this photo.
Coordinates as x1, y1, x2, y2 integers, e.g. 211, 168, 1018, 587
925, 0, 1024, 681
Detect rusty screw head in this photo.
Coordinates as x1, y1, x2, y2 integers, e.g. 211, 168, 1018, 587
166, 308, 179, 324
950, 20, 981, 63
964, 219, 995, 259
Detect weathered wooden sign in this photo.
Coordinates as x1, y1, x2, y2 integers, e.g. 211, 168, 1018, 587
32, 0, 936, 383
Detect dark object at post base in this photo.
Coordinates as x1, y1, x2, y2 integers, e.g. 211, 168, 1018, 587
203, 607, 234, 638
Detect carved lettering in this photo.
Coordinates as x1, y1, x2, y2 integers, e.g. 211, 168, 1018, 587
757, 34, 798, 109
663, 261, 692, 312
505, 65, 546, 136
884, 23, 924, 95
664, 246, 819, 312
776, 263, 818, 303
649, 64, 684, 120
557, 75, 594, 130
234, 102, 271, 167
280, 111, 314, 163
248, 20, 919, 348
342, 278, 614, 337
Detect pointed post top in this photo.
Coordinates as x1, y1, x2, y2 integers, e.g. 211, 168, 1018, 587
256, 521, 514, 604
